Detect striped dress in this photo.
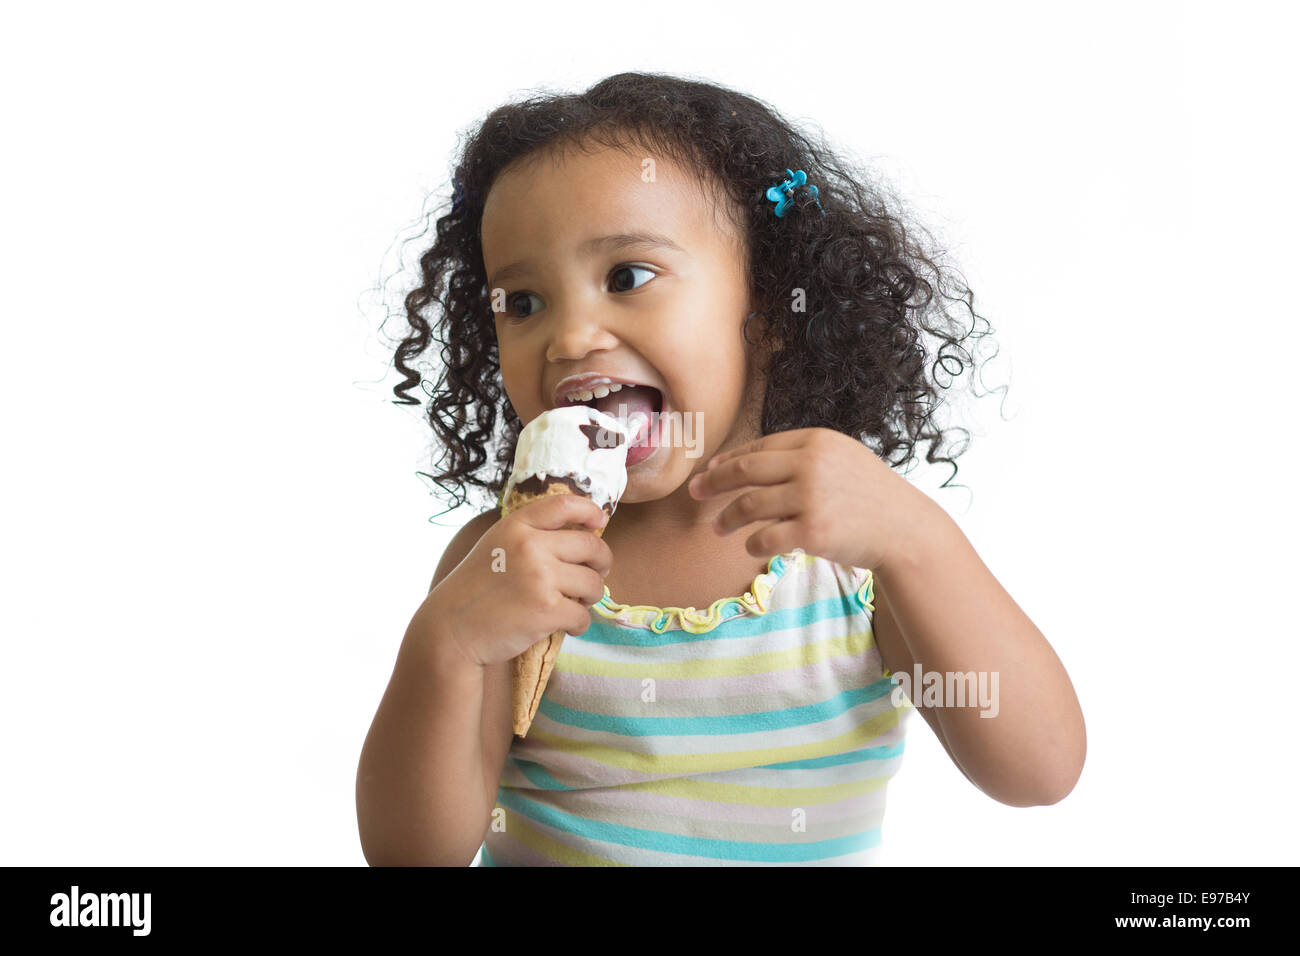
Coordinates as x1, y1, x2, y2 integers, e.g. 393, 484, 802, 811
477, 547, 914, 866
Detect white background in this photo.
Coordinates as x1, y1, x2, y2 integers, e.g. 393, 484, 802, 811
2, 0, 1296, 866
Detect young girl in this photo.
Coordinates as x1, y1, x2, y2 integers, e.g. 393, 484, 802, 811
356, 72, 1086, 866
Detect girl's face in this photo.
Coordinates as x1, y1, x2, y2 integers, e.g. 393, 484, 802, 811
480, 142, 766, 504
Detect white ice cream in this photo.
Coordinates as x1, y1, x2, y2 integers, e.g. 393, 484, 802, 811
503, 405, 630, 514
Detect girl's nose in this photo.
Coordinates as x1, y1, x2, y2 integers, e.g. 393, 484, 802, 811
545, 310, 618, 362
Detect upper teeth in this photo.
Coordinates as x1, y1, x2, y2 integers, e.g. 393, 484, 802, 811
564, 381, 624, 403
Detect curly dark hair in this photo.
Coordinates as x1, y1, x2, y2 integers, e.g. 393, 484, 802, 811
381, 71, 1009, 521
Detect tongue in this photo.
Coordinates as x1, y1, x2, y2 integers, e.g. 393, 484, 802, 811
593, 384, 656, 422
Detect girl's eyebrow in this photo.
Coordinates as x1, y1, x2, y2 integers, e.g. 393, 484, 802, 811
487, 231, 684, 287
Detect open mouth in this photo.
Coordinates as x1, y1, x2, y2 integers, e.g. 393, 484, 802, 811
565, 384, 661, 420
563, 384, 663, 462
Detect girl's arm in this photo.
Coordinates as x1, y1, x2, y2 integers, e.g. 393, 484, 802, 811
355, 510, 514, 866
871, 497, 1086, 807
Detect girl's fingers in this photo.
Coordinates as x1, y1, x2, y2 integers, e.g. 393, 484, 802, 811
692, 450, 799, 498
551, 527, 614, 578
714, 484, 800, 536
555, 561, 608, 610
510, 491, 609, 530
741, 518, 803, 559
706, 429, 811, 470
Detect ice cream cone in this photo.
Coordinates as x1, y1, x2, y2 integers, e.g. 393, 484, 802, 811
503, 481, 609, 738
499, 405, 630, 738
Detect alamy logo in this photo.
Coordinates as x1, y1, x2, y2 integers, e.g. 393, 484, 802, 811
49, 885, 151, 936
889, 664, 1000, 717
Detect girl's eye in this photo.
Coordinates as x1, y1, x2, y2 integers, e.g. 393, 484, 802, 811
506, 291, 544, 319
609, 264, 656, 293
503, 265, 656, 321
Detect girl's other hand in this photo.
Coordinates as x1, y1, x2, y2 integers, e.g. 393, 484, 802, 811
415, 494, 613, 668
688, 426, 936, 572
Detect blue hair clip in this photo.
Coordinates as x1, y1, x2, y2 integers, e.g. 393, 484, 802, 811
766, 168, 826, 218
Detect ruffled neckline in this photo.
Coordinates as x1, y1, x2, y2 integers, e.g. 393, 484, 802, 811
591, 548, 815, 634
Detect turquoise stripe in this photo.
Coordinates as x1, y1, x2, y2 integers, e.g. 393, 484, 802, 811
479, 843, 495, 866
759, 738, 905, 769
535, 677, 896, 736
496, 786, 882, 862
507, 739, 907, 792
511, 758, 571, 790
585, 591, 867, 646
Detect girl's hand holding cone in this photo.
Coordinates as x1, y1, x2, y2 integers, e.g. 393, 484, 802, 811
415, 493, 612, 684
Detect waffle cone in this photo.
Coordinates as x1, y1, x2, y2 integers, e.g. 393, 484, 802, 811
503, 481, 609, 738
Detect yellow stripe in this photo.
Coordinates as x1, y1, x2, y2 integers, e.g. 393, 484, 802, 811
525, 705, 903, 777
495, 807, 631, 866
613, 766, 895, 805
559, 625, 878, 678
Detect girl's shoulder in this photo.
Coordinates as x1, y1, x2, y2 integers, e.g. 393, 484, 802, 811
428, 509, 499, 593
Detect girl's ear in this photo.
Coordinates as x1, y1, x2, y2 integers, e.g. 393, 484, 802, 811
753, 315, 783, 359
744, 309, 777, 350
744, 317, 782, 384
